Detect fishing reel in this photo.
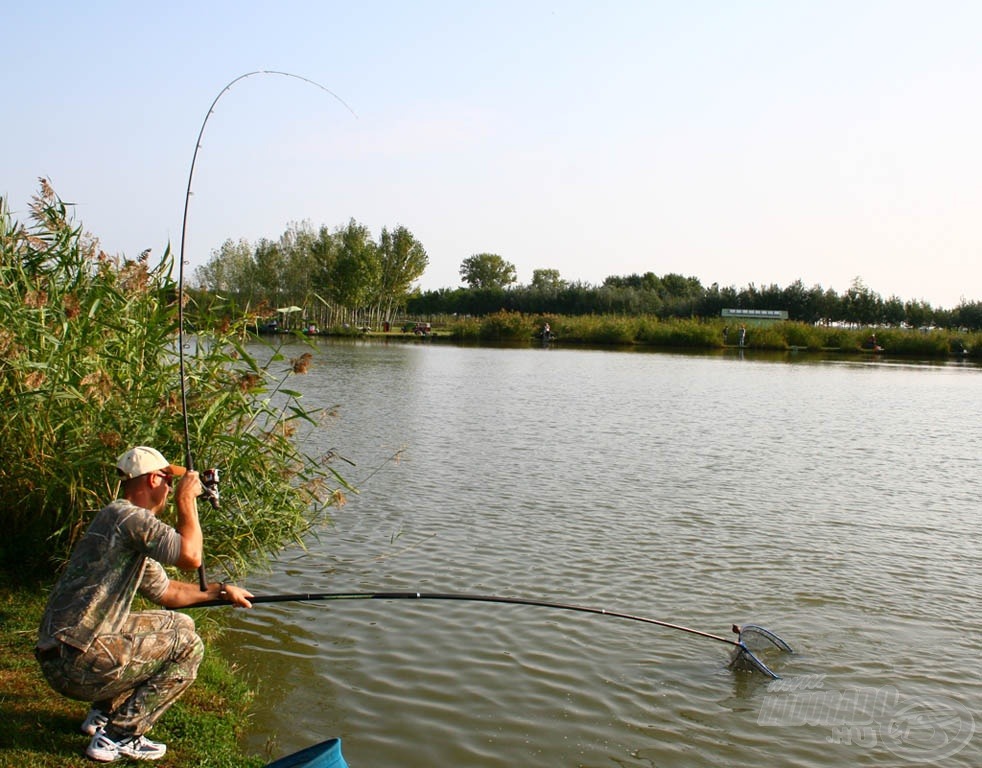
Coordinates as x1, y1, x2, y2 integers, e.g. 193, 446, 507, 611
200, 468, 220, 509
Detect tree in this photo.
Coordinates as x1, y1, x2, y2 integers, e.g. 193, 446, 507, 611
660, 273, 703, 300
376, 225, 428, 320
459, 253, 517, 290
903, 299, 933, 329
883, 295, 906, 327
194, 238, 254, 295
781, 280, 810, 321
253, 238, 286, 304
843, 277, 882, 326
326, 219, 379, 319
954, 300, 982, 331
530, 268, 565, 291
278, 221, 319, 310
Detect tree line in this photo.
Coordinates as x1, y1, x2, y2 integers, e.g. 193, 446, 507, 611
194, 219, 428, 329
413, 266, 982, 330
195, 225, 982, 331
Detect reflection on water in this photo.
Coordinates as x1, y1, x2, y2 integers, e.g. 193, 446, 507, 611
218, 341, 981, 767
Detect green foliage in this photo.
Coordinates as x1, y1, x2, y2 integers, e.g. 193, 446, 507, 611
636, 318, 719, 347
411, 274, 981, 331
476, 310, 534, 340
871, 328, 948, 356
195, 219, 427, 330
449, 315, 484, 340
783, 322, 825, 350
328, 219, 379, 310
818, 326, 849, 349
576, 315, 638, 345
439, 310, 981, 358
530, 268, 565, 291
739, 324, 786, 349
377, 225, 429, 309
0, 182, 349, 577
458, 253, 518, 290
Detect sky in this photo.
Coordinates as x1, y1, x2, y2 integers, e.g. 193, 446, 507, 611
4, 1, 982, 308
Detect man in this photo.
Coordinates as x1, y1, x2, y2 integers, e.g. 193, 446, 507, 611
36, 446, 253, 762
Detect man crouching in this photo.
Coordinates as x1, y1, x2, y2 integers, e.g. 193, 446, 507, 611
36, 446, 253, 762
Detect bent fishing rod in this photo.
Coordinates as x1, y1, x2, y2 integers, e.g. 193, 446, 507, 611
175, 71, 357, 590
192, 590, 794, 678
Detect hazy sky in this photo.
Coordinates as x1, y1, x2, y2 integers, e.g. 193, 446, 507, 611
5, 1, 981, 307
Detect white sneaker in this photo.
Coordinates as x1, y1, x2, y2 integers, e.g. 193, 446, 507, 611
80, 708, 108, 736
86, 731, 167, 762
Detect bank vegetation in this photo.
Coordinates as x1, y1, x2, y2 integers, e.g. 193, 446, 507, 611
0, 181, 351, 577
442, 311, 980, 358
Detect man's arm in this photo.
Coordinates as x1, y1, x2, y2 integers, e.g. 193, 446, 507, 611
156, 578, 254, 609
173, 471, 203, 570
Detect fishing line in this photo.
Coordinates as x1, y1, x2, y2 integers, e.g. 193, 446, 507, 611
194, 590, 794, 678
176, 71, 357, 589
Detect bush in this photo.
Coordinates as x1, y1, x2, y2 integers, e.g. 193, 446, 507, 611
447, 315, 482, 340
564, 315, 635, 344
876, 329, 948, 356
477, 310, 534, 340
636, 318, 715, 347
783, 322, 824, 350
0, 182, 350, 577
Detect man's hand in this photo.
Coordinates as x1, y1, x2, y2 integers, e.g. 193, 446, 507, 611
221, 583, 254, 608
158, 579, 254, 609
176, 470, 203, 505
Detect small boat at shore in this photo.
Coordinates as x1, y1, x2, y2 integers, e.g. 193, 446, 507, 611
266, 738, 348, 768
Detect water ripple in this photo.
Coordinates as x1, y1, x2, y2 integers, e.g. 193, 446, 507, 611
220, 343, 982, 767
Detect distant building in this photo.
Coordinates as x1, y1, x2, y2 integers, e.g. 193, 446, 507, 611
721, 308, 788, 326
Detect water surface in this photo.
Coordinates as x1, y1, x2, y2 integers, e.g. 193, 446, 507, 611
218, 341, 981, 767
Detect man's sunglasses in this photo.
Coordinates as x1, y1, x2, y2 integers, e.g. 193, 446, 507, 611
152, 472, 175, 486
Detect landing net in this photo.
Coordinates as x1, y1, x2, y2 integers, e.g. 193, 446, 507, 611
728, 624, 795, 678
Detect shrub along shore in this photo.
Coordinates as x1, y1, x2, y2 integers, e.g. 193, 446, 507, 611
1, 184, 355, 766
285, 311, 981, 359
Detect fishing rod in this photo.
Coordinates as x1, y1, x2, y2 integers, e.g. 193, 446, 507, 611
176, 71, 357, 590
193, 590, 794, 678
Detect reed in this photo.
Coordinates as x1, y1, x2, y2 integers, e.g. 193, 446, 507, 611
782, 322, 826, 350
636, 317, 720, 347
0, 182, 349, 577
439, 311, 980, 357
477, 310, 536, 340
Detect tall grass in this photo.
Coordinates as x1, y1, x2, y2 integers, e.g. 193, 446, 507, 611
442, 310, 981, 357
0, 181, 350, 577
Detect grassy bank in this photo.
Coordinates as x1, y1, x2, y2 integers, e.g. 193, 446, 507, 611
0, 583, 266, 768
258, 311, 982, 359
433, 312, 982, 357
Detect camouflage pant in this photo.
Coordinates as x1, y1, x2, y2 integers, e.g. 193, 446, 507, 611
38, 610, 204, 737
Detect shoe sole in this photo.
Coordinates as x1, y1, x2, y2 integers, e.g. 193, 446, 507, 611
85, 747, 119, 762
86, 739, 166, 762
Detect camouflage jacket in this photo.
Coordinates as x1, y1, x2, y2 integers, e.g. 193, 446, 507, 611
37, 499, 182, 652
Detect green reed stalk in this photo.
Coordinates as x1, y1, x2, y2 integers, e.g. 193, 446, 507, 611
0, 182, 349, 577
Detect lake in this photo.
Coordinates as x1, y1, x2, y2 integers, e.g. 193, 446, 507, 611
217, 339, 980, 767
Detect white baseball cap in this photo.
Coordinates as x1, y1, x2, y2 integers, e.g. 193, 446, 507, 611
116, 446, 187, 479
